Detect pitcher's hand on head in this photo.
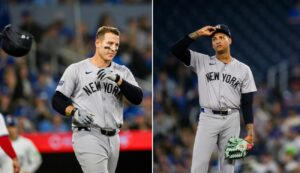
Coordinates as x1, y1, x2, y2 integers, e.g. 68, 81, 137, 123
189, 26, 216, 39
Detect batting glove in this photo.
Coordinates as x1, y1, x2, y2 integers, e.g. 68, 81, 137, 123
97, 68, 120, 83
73, 108, 94, 126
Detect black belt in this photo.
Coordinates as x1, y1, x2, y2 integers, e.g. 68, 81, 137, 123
100, 128, 117, 136
77, 127, 91, 131
212, 110, 229, 115
76, 127, 117, 136
201, 108, 231, 115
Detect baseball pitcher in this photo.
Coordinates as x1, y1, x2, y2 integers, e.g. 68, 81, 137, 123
51, 26, 143, 173
171, 24, 256, 173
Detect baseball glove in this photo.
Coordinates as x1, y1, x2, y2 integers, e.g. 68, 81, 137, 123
224, 136, 253, 160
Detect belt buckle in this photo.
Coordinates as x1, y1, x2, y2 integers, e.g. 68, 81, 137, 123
102, 129, 109, 135
101, 128, 115, 136
220, 107, 230, 115
77, 127, 91, 131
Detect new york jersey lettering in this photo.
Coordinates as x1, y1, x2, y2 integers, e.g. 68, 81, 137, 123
82, 81, 120, 97
205, 72, 241, 89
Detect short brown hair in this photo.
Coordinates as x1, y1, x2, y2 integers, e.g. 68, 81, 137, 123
96, 26, 120, 39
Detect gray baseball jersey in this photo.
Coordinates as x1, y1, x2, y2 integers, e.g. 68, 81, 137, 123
56, 58, 139, 173
56, 58, 139, 129
188, 50, 257, 173
189, 51, 257, 109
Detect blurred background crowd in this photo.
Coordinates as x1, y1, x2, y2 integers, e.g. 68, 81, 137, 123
154, 0, 300, 173
0, 0, 151, 133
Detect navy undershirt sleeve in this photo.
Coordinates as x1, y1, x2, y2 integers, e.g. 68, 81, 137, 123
119, 80, 143, 105
241, 92, 254, 124
170, 35, 195, 66
52, 91, 72, 116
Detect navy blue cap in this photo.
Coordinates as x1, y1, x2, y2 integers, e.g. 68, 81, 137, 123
211, 24, 231, 38
4, 115, 18, 126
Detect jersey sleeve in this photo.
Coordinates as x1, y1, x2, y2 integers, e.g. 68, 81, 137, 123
0, 114, 8, 136
123, 67, 140, 88
241, 66, 257, 93
188, 50, 206, 73
56, 64, 77, 97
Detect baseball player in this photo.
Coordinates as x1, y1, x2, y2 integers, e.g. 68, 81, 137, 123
0, 115, 42, 173
0, 113, 20, 173
170, 24, 257, 173
51, 26, 143, 173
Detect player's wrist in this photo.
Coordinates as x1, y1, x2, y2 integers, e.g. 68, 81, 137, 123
115, 75, 123, 86
188, 32, 199, 40
65, 105, 75, 117
71, 108, 78, 116
245, 124, 254, 138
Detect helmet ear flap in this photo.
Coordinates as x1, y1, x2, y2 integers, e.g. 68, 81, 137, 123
1, 24, 33, 57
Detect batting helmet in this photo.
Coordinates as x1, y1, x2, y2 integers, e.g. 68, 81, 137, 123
0, 24, 33, 57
